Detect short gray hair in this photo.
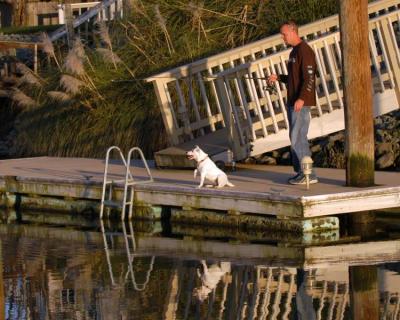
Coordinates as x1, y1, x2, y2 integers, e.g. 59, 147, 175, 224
282, 21, 298, 34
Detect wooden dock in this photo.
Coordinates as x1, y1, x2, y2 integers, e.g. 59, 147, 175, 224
0, 157, 399, 232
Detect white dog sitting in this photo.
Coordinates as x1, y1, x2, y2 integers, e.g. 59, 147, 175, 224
186, 146, 234, 188
193, 260, 231, 302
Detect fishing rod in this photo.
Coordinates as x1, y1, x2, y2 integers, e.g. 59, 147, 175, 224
111, 75, 279, 93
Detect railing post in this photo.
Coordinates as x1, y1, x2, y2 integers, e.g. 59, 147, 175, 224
57, 4, 65, 24
152, 80, 180, 145
379, 17, 400, 105
215, 77, 247, 161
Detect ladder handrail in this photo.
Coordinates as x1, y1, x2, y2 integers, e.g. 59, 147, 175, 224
100, 146, 153, 220
100, 145, 125, 219
126, 147, 154, 183
122, 147, 154, 220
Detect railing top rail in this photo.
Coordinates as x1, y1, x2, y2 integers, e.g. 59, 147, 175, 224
145, 0, 399, 82
212, 8, 399, 80
69, 2, 101, 9
0, 40, 43, 49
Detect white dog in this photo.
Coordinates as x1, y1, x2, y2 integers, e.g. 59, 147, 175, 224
186, 146, 234, 188
193, 260, 230, 302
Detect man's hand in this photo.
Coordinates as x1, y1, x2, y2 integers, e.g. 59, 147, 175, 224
267, 74, 278, 84
294, 98, 304, 112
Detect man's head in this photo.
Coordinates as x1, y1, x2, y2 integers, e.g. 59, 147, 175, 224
280, 21, 301, 46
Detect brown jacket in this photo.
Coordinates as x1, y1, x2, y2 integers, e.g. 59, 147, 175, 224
278, 41, 316, 107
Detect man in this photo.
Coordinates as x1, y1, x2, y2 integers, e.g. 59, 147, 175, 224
268, 21, 318, 185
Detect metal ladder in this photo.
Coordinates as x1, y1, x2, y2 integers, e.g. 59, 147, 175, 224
100, 146, 153, 220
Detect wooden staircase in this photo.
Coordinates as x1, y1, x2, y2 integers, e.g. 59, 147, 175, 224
49, 0, 124, 43
0, 0, 124, 77
146, 0, 400, 168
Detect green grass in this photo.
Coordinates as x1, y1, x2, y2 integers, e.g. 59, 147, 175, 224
5, 0, 339, 159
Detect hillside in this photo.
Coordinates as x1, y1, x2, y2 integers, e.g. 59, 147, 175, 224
1, 0, 339, 159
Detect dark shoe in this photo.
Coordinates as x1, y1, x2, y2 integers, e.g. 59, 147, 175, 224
287, 173, 301, 183
288, 173, 318, 185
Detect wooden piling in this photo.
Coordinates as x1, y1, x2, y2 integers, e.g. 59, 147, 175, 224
339, 0, 375, 187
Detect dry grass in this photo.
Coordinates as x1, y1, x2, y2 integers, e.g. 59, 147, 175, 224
187, 1, 208, 45
11, 89, 37, 108
47, 91, 72, 103
96, 21, 120, 69
60, 74, 85, 94
18, 73, 42, 87
64, 48, 85, 76
97, 21, 112, 49
96, 48, 122, 64
73, 38, 85, 59
64, 37, 100, 96
154, 4, 175, 55
96, 46, 135, 78
40, 32, 61, 70
16, 62, 43, 87
73, 38, 95, 72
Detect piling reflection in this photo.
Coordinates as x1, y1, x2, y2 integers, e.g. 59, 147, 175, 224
0, 217, 399, 319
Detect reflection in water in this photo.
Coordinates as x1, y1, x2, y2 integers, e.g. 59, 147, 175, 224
193, 260, 230, 302
0, 219, 400, 319
350, 265, 379, 320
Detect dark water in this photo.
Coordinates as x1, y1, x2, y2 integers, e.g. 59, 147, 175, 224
0, 212, 399, 319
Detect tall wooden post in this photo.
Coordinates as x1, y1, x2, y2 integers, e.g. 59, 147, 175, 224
0, 245, 4, 320
12, 0, 25, 26
64, 0, 75, 48
339, 0, 374, 187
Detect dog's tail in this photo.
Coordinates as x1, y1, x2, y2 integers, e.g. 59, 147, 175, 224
226, 181, 235, 187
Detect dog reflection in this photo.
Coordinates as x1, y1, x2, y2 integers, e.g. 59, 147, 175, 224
193, 260, 230, 302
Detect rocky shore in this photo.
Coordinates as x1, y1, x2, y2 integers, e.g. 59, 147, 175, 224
250, 109, 400, 171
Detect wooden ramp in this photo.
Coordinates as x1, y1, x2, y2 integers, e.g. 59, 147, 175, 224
154, 128, 231, 168
147, 0, 400, 166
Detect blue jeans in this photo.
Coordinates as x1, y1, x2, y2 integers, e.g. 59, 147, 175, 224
287, 106, 312, 173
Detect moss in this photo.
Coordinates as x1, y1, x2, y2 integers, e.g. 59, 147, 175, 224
0, 24, 61, 34
347, 153, 374, 187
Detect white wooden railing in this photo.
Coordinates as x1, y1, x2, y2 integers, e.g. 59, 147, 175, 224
146, 0, 400, 161
58, 2, 101, 24
51, 0, 123, 42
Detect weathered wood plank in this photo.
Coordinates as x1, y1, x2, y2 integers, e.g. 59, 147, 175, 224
301, 187, 400, 217
0, 41, 41, 50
